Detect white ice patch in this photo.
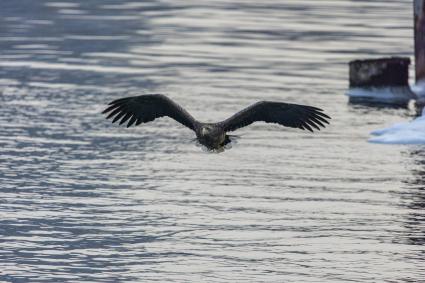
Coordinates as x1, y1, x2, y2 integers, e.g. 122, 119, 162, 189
346, 86, 415, 104
368, 109, 425, 144
411, 80, 425, 100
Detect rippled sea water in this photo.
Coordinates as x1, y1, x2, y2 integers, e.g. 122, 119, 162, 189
1, 0, 424, 282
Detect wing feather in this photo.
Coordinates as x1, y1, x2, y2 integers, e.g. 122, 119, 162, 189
103, 94, 198, 130
219, 101, 330, 132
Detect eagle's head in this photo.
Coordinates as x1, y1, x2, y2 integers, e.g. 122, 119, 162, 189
200, 125, 213, 136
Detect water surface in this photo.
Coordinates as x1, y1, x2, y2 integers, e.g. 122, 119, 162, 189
1, 0, 424, 282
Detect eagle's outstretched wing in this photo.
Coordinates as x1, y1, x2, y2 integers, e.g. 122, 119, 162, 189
219, 101, 330, 132
102, 94, 198, 130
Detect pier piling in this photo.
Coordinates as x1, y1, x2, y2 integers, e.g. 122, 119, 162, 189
415, 0, 425, 83
346, 57, 414, 105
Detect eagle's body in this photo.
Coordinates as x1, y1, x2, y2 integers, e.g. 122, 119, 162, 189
102, 94, 330, 151
196, 123, 228, 149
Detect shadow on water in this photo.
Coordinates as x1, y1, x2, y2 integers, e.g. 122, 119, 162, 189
348, 99, 411, 110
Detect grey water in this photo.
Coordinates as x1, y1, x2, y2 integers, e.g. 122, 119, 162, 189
0, 0, 424, 282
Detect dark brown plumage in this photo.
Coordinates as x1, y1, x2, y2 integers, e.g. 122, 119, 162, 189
102, 94, 330, 150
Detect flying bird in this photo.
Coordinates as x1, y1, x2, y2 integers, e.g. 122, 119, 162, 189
102, 94, 330, 150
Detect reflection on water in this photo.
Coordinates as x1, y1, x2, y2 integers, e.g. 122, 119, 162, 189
1, 0, 424, 282
399, 149, 425, 283
403, 149, 425, 244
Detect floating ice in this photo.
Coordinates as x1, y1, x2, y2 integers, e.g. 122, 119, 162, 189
369, 107, 425, 144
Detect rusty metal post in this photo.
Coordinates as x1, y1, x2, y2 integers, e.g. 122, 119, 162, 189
415, 0, 425, 83
346, 57, 414, 105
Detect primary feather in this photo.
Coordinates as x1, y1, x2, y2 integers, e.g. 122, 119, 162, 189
219, 101, 330, 132
102, 94, 197, 130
